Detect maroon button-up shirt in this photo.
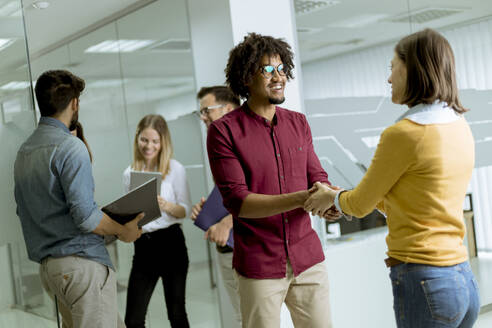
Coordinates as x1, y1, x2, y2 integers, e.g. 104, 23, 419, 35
207, 104, 329, 279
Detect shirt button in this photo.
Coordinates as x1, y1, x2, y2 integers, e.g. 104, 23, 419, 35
298, 147, 302, 151
285, 218, 289, 223
286, 240, 289, 245
280, 175, 284, 179
277, 153, 280, 157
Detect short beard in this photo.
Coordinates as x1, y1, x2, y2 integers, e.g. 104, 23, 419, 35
68, 112, 78, 131
269, 97, 285, 105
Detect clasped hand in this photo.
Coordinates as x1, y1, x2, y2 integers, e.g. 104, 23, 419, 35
304, 182, 343, 221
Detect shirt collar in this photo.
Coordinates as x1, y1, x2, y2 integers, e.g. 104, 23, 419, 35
242, 102, 279, 127
39, 116, 71, 134
396, 100, 461, 125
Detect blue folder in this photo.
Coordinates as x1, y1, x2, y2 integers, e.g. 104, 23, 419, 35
194, 186, 234, 248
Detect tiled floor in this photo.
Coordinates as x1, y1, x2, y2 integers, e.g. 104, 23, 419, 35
2, 307, 492, 328
116, 262, 221, 328
471, 252, 492, 306
2, 253, 492, 327
0, 261, 221, 328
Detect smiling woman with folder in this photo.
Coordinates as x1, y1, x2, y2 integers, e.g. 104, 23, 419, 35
122, 114, 192, 328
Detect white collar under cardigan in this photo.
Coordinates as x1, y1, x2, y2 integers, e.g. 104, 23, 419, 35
333, 100, 463, 218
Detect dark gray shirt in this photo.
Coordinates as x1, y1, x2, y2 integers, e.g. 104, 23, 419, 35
14, 117, 112, 269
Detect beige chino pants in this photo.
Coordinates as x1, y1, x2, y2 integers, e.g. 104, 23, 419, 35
39, 256, 124, 328
217, 250, 242, 325
235, 261, 332, 328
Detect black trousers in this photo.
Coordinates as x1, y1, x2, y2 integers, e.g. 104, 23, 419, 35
125, 224, 190, 328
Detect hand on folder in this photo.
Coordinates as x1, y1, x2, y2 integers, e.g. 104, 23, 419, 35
204, 214, 233, 247
193, 187, 234, 248
191, 197, 206, 221
117, 212, 144, 242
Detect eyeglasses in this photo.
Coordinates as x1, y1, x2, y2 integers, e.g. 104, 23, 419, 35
260, 64, 286, 79
194, 104, 225, 117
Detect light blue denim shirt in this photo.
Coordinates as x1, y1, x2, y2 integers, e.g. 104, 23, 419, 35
14, 117, 112, 269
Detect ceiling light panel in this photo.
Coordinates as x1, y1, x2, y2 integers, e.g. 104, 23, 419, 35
0, 81, 30, 90
0, 1, 20, 16
149, 39, 191, 52
32, 1, 50, 10
0, 38, 14, 51
328, 14, 388, 28
294, 0, 340, 16
85, 40, 155, 53
297, 27, 323, 34
87, 79, 128, 88
386, 7, 466, 24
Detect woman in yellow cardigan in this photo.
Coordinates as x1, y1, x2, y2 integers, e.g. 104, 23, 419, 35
305, 28, 480, 328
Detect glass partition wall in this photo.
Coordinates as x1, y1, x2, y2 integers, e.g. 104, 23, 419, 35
0, 0, 219, 327
296, 0, 415, 237
0, 0, 47, 325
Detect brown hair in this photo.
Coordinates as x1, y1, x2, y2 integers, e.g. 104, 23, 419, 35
132, 114, 173, 177
225, 33, 294, 99
35, 70, 85, 117
71, 122, 93, 162
197, 86, 240, 107
395, 28, 467, 113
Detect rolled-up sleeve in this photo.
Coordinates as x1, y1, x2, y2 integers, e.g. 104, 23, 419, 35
303, 115, 329, 187
56, 138, 102, 233
207, 122, 251, 217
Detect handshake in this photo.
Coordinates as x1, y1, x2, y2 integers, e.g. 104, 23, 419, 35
303, 182, 344, 222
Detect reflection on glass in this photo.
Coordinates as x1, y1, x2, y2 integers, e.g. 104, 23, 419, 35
296, 0, 414, 235
24, 0, 219, 326
0, 0, 54, 324
298, 0, 492, 324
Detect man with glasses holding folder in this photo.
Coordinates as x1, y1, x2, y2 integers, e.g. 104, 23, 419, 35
191, 85, 242, 326
206, 33, 339, 328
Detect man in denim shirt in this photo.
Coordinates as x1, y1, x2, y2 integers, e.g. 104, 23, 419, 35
14, 70, 143, 328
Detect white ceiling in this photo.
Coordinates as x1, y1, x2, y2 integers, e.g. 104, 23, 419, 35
24, 0, 146, 54
296, 0, 492, 62
0, 0, 491, 101
0, 0, 195, 102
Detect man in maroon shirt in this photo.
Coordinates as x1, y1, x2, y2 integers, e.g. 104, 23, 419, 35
207, 33, 338, 328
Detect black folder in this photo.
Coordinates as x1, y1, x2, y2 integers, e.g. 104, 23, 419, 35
102, 178, 161, 243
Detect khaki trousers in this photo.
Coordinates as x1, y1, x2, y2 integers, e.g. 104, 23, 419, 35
235, 261, 332, 328
216, 250, 242, 325
39, 256, 124, 328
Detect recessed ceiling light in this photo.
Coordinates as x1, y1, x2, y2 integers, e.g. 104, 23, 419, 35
148, 39, 191, 52
0, 1, 20, 16
0, 81, 30, 90
294, 0, 340, 16
328, 14, 389, 28
85, 40, 155, 53
297, 27, 323, 34
87, 79, 129, 88
0, 38, 14, 51
32, 1, 50, 10
385, 7, 466, 24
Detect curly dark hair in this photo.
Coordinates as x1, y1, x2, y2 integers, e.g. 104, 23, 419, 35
225, 33, 294, 99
